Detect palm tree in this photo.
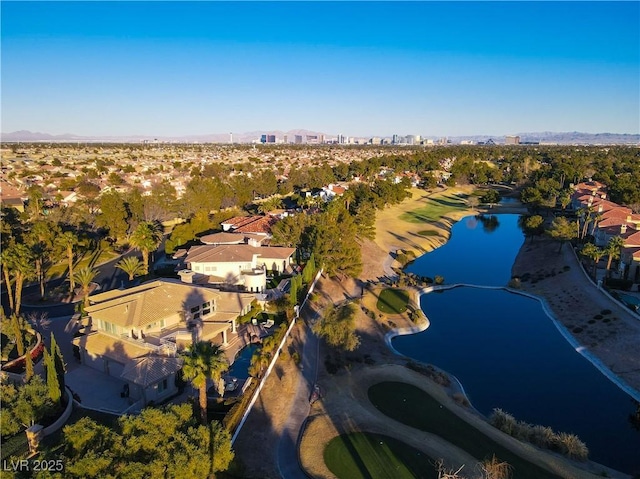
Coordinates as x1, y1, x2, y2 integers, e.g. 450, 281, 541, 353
249, 350, 271, 379
57, 231, 79, 291
181, 341, 229, 424
342, 188, 355, 212
257, 197, 282, 214
590, 212, 603, 238
1, 242, 35, 315
130, 222, 162, 275
73, 267, 98, 307
578, 205, 594, 239
605, 236, 626, 277
581, 243, 605, 278
115, 256, 145, 281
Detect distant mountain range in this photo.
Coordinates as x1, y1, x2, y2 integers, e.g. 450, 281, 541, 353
1, 129, 638, 145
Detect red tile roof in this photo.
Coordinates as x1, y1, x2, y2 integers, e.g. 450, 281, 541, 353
220, 215, 278, 235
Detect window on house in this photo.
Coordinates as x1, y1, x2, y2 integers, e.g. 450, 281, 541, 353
157, 378, 168, 392
190, 306, 200, 313
102, 321, 117, 335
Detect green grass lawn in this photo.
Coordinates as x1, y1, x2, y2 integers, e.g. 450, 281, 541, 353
324, 432, 437, 479
46, 248, 120, 280
400, 192, 470, 224
368, 382, 560, 479
376, 288, 409, 314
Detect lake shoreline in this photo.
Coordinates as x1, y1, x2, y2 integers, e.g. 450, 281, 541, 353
512, 237, 640, 395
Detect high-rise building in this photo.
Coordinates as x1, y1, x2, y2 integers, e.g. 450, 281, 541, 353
267, 135, 276, 143
260, 134, 267, 144
283, 135, 288, 144
294, 135, 303, 144
505, 135, 520, 145
306, 135, 318, 144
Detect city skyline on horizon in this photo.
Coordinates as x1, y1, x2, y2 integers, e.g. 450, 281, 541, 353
2, 2, 639, 137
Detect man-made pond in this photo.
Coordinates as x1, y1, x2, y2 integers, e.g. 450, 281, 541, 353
406, 214, 524, 286
394, 214, 640, 474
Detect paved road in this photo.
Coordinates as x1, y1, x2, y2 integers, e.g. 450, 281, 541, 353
276, 316, 321, 479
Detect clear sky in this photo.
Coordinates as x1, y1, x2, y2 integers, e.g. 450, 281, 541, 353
1, 1, 639, 137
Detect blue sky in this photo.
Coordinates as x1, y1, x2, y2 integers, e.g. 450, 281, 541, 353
1, 1, 638, 137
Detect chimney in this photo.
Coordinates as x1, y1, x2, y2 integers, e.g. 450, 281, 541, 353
598, 204, 603, 213
621, 224, 627, 234
588, 197, 593, 206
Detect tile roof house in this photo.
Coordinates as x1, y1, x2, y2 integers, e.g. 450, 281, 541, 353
73, 278, 253, 406
573, 183, 640, 284
0, 180, 26, 212
220, 215, 277, 236
179, 244, 296, 292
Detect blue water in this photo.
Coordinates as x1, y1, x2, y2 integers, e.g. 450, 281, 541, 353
406, 214, 524, 286
619, 293, 640, 307
228, 344, 258, 380
394, 214, 640, 474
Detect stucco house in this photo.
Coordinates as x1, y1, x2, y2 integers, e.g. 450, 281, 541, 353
73, 279, 254, 405
178, 244, 296, 292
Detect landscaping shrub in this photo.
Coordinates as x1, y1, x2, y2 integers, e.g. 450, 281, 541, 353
555, 432, 589, 461
434, 275, 445, 285
604, 278, 633, 291
223, 379, 258, 433
491, 409, 589, 461
529, 425, 555, 449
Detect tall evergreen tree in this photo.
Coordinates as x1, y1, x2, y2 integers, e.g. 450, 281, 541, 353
302, 254, 316, 283
24, 349, 34, 381
289, 277, 298, 306
50, 332, 66, 394
44, 347, 61, 405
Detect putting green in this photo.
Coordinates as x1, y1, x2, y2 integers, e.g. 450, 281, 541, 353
368, 381, 560, 479
376, 288, 409, 314
324, 432, 437, 479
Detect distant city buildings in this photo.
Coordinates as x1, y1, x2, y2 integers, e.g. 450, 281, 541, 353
248, 131, 539, 146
